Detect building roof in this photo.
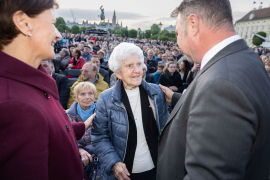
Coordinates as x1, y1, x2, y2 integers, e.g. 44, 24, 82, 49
236, 7, 270, 22
165, 25, 176, 29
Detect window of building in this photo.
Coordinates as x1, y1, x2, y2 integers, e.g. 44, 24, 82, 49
262, 26, 264, 30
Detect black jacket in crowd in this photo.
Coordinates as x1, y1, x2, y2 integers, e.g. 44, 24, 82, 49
53, 59, 68, 76
145, 74, 155, 84
158, 71, 184, 93
99, 68, 109, 85
52, 73, 70, 109
147, 59, 158, 74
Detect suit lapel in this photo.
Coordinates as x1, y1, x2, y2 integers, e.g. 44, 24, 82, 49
162, 39, 249, 131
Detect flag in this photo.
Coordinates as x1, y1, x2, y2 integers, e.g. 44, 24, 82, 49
253, 1, 256, 4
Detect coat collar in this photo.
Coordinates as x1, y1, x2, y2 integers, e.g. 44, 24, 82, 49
0, 50, 59, 100
112, 79, 158, 106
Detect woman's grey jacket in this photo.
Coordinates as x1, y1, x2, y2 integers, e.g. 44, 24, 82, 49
91, 79, 169, 180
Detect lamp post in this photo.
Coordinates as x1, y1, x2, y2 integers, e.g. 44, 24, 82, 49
158, 22, 163, 42
138, 28, 141, 39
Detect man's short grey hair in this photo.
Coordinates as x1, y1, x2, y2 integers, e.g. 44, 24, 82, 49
171, 0, 234, 35
109, 42, 144, 73
147, 49, 154, 54
62, 48, 70, 57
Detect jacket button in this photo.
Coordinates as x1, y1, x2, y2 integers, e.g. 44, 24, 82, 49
44, 92, 50, 99
66, 124, 70, 131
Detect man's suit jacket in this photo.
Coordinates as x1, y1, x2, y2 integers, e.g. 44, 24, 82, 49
145, 74, 155, 84
53, 59, 68, 76
52, 73, 70, 109
157, 39, 270, 180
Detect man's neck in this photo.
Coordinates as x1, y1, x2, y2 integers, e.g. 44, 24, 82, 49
85, 76, 96, 83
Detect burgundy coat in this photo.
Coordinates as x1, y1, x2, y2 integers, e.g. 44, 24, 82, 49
0, 51, 86, 180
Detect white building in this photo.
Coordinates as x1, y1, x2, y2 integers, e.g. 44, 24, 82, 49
164, 25, 176, 33
235, 6, 270, 47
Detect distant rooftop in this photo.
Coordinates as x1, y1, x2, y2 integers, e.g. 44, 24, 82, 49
236, 6, 270, 22
165, 25, 176, 28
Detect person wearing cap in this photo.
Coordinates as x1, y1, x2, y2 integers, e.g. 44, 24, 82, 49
97, 50, 109, 70
82, 46, 92, 62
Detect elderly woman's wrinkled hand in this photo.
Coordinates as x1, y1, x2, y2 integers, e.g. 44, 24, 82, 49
112, 162, 130, 180
84, 113, 96, 130
79, 148, 92, 166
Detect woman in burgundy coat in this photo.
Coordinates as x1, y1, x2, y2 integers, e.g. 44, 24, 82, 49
0, 0, 95, 179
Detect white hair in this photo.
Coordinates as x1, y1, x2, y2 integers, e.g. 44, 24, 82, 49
109, 42, 144, 73
142, 63, 147, 71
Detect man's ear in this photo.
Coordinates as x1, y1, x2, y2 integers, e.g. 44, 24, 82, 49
13, 11, 33, 36
114, 71, 122, 80
188, 14, 199, 37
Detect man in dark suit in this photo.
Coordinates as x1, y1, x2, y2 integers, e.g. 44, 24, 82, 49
52, 59, 68, 76
157, 0, 270, 180
41, 60, 70, 109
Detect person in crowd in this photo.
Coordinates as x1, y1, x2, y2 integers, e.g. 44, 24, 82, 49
78, 43, 84, 54
152, 64, 165, 84
67, 63, 109, 108
68, 48, 86, 70
158, 61, 183, 93
264, 59, 270, 67
157, 0, 270, 179
156, 52, 163, 62
68, 34, 74, 44
52, 58, 68, 76
178, 60, 190, 83
142, 64, 155, 84
68, 44, 75, 58
91, 43, 169, 180
93, 41, 101, 54
41, 60, 69, 109
147, 49, 157, 73
0, 0, 95, 179
186, 63, 200, 84
56, 48, 71, 66
168, 53, 175, 62
75, 33, 81, 42
97, 50, 109, 70
67, 82, 102, 179
173, 49, 182, 61
82, 46, 91, 62
90, 55, 109, 85
159, 53, 169, 67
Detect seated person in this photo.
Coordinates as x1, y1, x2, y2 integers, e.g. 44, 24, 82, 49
178, 60, 190, 83
97, 50, 109, 70
90, 55, 109, 84
67, 82, 101, 179
41, 60, 70, 109
67, 63, 109, 108
82, 46, 92, 62
52, 59, 68, 76
68, 48, 86, 70
186, 63, 200, 84
152, 64, 165, 84
158, 61, 184, 93
56, 48, 71, 67
142, 64, 155, 84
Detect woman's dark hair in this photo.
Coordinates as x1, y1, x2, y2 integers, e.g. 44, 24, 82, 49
73, 48, 81, 64
0, 0, 59, 50
182, 60, 190, 70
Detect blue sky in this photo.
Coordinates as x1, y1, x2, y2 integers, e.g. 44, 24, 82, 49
55, 0, 270, 30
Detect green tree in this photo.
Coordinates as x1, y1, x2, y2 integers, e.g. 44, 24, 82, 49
89, 25, 96, 29
252, 31, 266, 47
108, 28, 112, 33
122, 29, 128, 37
145, 30, 151, 38
57, 27, 64, 33
163, 32, 172, 38
56, 17, 66, 28
114, 27, 121, 32
171, 31, 176, 38
150, 34, 158, 40
169, 37, 177, 42
58, 24, 68, 31
80, 27, 87, 33
160, 29, 169, 36
151, 24, 159, 32
160, 35, 170, 41
128, 29, 138, 38
71, 25, 80, 34
152, 29, 159, 36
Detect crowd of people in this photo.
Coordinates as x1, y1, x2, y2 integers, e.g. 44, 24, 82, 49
1, 0, 270, 180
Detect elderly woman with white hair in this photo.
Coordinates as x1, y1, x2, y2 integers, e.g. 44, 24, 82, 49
91, 42, 168, 180
56, 48, 71, 66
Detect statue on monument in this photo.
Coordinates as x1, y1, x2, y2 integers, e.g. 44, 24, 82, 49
99, 6, 105, 22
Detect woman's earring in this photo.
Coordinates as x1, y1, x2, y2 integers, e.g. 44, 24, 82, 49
26, 32, 31, 38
